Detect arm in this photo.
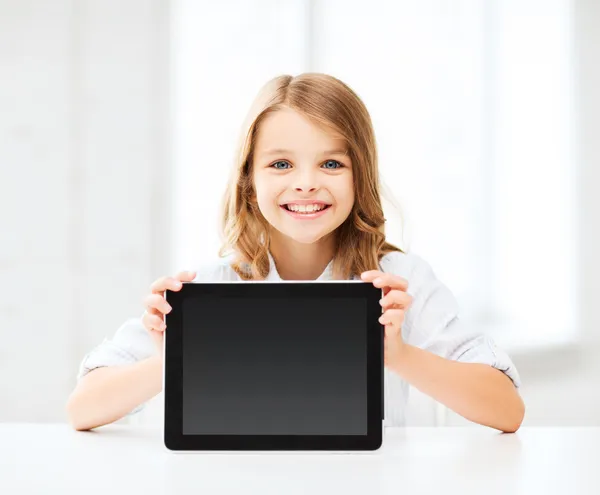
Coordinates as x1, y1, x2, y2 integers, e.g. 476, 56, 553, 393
65, 356, 162, 431
363, 252, 525, 433
391, 344, 525, 433
66, 270, 200, 431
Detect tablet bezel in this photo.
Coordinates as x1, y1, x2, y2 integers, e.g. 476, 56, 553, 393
164, 281, 383, 451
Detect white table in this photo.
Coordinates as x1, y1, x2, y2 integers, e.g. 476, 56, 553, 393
1, 424, 597, 495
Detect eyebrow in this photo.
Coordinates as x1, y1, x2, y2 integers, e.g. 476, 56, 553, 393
259, 148, 348, 157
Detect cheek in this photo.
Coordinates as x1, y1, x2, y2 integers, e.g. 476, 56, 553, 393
332, 177, 355, 211
253, 175, 282, 210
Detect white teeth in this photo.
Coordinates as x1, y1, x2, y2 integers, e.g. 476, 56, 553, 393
286, 204, 326, 213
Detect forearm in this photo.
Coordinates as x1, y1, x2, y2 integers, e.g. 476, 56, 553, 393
391, 344, 525, 432
65, 356, 163, 431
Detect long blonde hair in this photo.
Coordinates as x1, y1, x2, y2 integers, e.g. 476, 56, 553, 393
219, 73, 403, 280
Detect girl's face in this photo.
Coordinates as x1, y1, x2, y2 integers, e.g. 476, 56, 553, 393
252, 108, 355, 245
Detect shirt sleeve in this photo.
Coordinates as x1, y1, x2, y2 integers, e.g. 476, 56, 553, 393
398, 252, 521, 388
76, 315, 156, 416
75, 257, 239, 417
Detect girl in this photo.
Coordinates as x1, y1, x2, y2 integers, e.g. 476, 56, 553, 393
66, 73, 524, 433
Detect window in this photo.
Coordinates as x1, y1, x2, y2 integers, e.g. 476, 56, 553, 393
171, 0, 576, 351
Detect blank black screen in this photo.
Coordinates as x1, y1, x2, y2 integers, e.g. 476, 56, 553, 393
182, 296, 367, 435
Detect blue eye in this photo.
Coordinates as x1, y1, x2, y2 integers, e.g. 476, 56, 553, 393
271, 160, 343, 170
322, 160, 342, 170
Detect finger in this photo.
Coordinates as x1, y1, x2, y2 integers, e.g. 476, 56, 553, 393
361, 270, 391, 295
150, 276, 183, 294
379, 309, 405, 330
174, 270, 197, 282
361, 271, 409, 291
142, 310, 166, 332
143, 293, 172, 315
360, 270, 384, 282
379, 290, 413, 310
144, 305, 161, 318
370, 273, 408, 292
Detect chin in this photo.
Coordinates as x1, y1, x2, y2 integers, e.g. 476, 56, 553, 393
288, 233, 328, 245
280, 229, 328, 245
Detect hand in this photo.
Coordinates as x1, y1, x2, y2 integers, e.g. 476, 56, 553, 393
360, 270, 412, 369
142, 270, 196, 355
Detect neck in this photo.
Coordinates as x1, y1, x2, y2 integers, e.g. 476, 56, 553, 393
268, 230, 336, 280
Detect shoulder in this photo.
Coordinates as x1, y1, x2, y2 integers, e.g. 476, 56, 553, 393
379, 250, 457, 313
379, 250, 435, 283
191, 253, 243, 282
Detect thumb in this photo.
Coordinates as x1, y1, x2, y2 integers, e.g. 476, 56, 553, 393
174, 270, 196, 282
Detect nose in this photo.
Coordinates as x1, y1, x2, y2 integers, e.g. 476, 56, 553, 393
294, 185, 317, 193
293, 168, 318, 193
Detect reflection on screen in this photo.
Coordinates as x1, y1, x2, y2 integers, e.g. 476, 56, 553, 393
182, 297, 367, 435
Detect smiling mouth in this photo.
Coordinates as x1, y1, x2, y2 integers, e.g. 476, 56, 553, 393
280, 203, 332, 214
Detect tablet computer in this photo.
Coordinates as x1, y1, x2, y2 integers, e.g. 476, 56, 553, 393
163, 280, 383, 451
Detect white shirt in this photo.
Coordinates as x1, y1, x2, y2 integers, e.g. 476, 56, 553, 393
77, 250, 521, 425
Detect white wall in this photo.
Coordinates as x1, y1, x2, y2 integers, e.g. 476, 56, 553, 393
444, 0, 600, 427
0, 0, 171, 422
576, 0, 600, 349
1, 0, 598, 427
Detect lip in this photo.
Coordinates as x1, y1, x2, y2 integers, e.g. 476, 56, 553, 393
279, 199, 331, 206
279, 203, 332, 220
